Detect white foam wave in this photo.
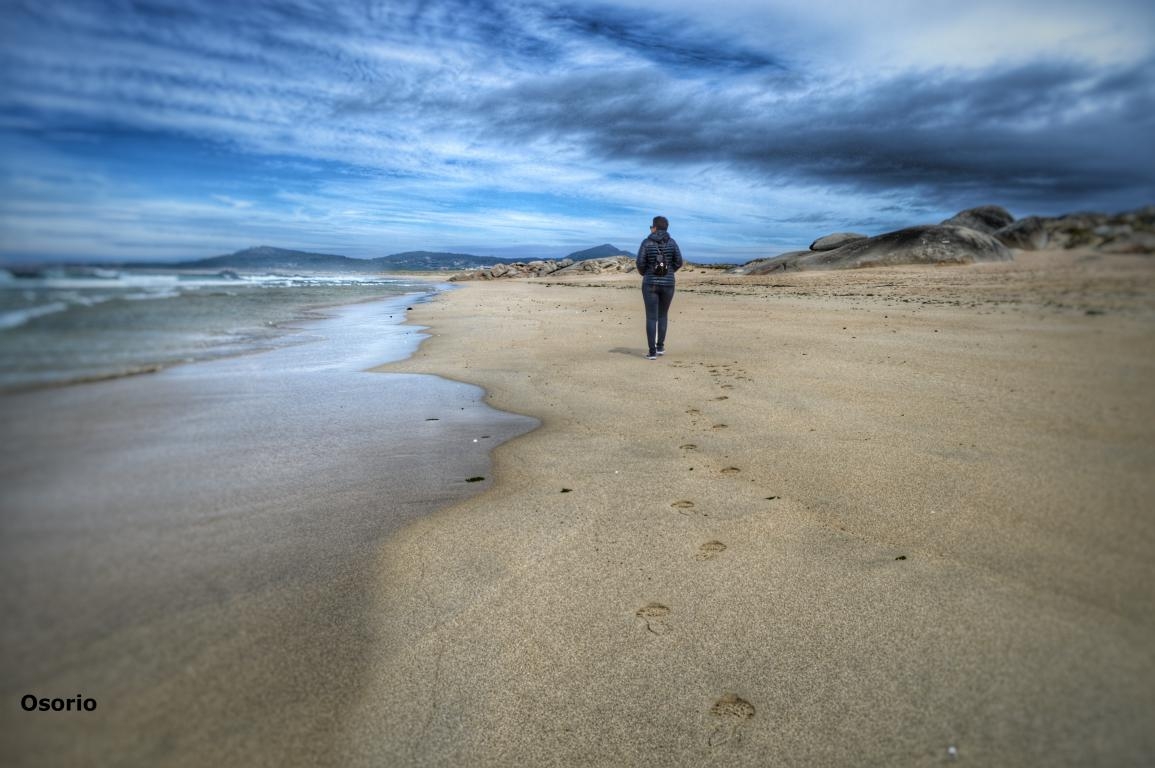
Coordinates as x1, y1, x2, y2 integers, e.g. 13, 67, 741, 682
0, 302, 69, 330
0, 270, 413, 291
124, 289, 181, 301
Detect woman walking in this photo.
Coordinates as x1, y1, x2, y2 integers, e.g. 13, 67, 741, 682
636, 215, 684, 359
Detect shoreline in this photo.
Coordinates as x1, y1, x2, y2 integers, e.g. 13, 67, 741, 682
0, 275, 443, 394
0, 294, 536, 767
353, 250, 1155, 765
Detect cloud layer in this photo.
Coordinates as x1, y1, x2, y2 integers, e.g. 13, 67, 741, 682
2, 0, 1153, 261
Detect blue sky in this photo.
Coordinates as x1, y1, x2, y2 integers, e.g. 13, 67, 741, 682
1, 0, 1153, 263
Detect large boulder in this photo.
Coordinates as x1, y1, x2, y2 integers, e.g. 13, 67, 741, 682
809, 232, 868, 251
741, 225, 1013, 273
995, 216, 1049, 250
941, 205, 1015, 234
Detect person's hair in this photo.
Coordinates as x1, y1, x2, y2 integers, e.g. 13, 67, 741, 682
652, 215, 669, 231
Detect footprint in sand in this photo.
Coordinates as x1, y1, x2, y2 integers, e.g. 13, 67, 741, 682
635, 603, 672, 635
712, 424, 728, 430
679, 443, 698, 451
671, 500, 696, 516
708, 693, 756, 747
720, 467, 741, 474
695, 541, 727, 561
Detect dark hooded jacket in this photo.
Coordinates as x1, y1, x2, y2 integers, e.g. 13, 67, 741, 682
636, 229, 684, 279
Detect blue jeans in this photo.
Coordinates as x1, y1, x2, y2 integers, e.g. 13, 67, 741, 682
642, 277, 675, 354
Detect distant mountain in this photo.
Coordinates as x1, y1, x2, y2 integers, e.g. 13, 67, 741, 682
565, 243, 633, 260
170, 246, 379, 272
165, 244, 634, 272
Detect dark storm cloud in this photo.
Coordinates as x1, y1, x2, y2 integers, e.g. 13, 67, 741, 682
477, 56, 1155, 210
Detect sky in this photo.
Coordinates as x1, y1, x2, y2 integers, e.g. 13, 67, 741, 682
1, 0, 1153, 264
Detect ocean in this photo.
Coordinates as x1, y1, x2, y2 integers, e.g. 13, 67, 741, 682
0, 267, 431, 390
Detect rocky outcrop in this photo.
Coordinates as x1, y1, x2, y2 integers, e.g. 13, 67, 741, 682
942, 205, 1155, 253
554, 255, 636, 275
734, 205, 1153, 275
449, 259, 574, 281
450, 255, 646, 280
941, 205, 1015, 234
809, 232, 867, 251
728, 252, 807, 275
1099, 231, 1155, 254
1007, 208, 1155, 252
993, 216, 1049, 250
739, 226, 1012, 273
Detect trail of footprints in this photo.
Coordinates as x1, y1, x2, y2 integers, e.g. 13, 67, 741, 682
669, 359, 754, 391
633, 601, 758, 747
635, 364, 762, 747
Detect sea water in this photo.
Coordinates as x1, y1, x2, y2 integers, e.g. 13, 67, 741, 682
0, 267, 432, 390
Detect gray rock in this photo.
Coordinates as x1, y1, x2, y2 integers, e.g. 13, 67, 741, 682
743, 225, 1013, 273
1098, 232, 1155, 254
995, 216, 1049, 250
809, 232, 868, 251
1094, 224, 1124, 237
941, 205, 1015, 234
732, 252, 809, 274
1046, 214, 1110, 249
554, 256, 632, 275
449, 258, 578, 281
729, 257, 776, 276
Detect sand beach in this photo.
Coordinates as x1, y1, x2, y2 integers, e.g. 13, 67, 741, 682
2, 250, 1152, 766
350, 249, 1155, 766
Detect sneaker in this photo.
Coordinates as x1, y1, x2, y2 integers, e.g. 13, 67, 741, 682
656, 348, 665, 356
645, 352, 658, 360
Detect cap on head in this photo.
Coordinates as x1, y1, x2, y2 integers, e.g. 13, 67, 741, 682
652, 215, 669, 231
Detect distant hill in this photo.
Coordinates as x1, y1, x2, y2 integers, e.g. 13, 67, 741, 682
165, 244, 633, 272
565, 243, 633, 260
171, 246, 379, 272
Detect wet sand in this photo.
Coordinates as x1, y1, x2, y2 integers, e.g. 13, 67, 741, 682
0, 296, 535, 766
352, 250, 1155, 766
